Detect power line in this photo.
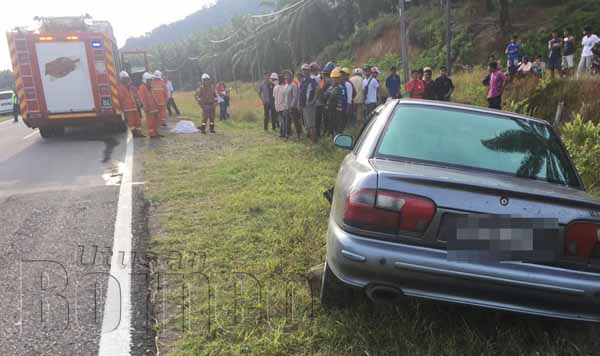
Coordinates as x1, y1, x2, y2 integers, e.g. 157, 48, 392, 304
250, 0, 308, 19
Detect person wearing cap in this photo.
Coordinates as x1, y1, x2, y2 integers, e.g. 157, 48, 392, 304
137, 72, 161, 138
363, 66, 380, 117
385, 66, 402, 99
327, 68, 347, 136
195, 74, 218, 133
282, 70, 299, 140
341, 67, 355, 131
405, 70, 425, 99
300, 63, 319, 143
316, 62, 335, 138
151, 70, 169, 126
350, 68, 364, 127
423, 67, 436, 100
118, 71, 145, 137
578, 26, 600, 78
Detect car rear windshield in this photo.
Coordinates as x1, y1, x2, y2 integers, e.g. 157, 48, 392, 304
0, 93, 12, 100
376, 105, 580, 188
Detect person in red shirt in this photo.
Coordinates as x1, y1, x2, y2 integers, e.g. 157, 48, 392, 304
117, 71, 145, 137
405, 70, 425, 99
138, 72, 162, 138
152, 70, 169, 126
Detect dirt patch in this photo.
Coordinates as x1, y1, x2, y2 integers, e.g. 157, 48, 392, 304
355, 27, 403, 64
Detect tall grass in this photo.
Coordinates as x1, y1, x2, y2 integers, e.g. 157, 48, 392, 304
144, 84, 600, 356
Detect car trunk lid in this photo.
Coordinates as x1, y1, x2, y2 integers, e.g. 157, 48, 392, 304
372, 159, 600, 225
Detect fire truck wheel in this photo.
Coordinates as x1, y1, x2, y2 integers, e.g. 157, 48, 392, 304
39, 127, 54, 138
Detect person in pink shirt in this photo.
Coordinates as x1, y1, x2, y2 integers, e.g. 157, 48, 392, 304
405, 70, 425, 99
485, 62, 507, 110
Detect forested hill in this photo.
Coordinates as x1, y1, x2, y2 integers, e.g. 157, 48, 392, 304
122, 0, 266, 50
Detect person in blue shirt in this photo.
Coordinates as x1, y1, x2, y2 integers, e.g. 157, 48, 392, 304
505, 35, 521, 68
385, 66, 402, 99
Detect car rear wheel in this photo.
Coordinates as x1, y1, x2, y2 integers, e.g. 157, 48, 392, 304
320, 262, 356, 309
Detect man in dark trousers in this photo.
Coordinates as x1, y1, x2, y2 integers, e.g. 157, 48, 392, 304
258, 73, 275, 131
385, 66, 402, 99
165, 75, 181, 117
434, 66, 454, 101
485, 62, 507, 110
12, 92, 19, 123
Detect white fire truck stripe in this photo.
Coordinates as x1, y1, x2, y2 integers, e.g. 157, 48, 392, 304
98, 130, 133, 356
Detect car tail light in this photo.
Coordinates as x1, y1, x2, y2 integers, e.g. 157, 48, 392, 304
343, 189, 436, 235
564, 221, 600, 259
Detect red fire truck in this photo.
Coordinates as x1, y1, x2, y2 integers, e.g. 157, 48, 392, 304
7, 16, 128, 138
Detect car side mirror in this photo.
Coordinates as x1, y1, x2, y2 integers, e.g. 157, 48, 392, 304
334, 134, 354, 150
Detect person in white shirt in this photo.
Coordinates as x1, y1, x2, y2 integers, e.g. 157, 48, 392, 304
363, 67, 380, 117
350, 68, 364, 127
517, 57, 533, 75
272, 73, 289, 138
165, 75, 181, 116
578, 26, 600, 77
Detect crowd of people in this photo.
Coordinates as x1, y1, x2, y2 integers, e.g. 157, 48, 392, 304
118, 26, 599, 140
117, 69, 182, 138
483, 26, 600, 111
117, 70, 232, 137
257, 62, 455, 143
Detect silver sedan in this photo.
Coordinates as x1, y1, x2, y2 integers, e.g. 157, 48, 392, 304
322, 100, 600, 322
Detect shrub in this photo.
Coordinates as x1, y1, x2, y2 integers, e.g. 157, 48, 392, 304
240, 111, 258, 123
561, 114, 600, 194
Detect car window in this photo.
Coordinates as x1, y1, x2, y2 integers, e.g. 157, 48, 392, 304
376, 105, 580, 188
352, 115, 378, 155
0, 93, 13, 100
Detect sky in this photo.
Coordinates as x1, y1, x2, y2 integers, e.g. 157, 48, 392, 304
0, 0, 215, 71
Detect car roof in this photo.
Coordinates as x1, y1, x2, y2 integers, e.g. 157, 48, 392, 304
0, 90, 14, 95
393, 99, 549, 126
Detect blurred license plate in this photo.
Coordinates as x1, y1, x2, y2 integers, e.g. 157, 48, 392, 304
442, 214, 560, 263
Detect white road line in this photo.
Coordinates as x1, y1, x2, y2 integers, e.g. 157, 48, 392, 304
98, 130, 134, 356
23, 129, 39, 140
0, 119, 12, 126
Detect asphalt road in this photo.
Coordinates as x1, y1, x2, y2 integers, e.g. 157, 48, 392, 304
0, 120, 154, 356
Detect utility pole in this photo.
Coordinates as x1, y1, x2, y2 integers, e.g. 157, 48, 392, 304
446, 0, 452, 76
399, 0, 409, 83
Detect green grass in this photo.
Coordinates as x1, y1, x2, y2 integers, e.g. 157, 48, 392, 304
144, 84, 600, 356
0, 114, 14, 122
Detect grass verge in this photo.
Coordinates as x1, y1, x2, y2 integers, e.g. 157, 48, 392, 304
144, 84, 600, 356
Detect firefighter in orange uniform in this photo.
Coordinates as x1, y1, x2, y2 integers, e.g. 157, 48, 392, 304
152, 70, 169, 126
195, 73, 218, 134
118, 71, 145, 137
138, 72, 162, 138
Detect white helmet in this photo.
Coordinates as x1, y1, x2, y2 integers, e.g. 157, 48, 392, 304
119, 71, 129, 79
142, 72, 154, 83
201, 73, 210, 80
353, 68, 363, 75
270, 73, 279, 80
153, 70, 162, 79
